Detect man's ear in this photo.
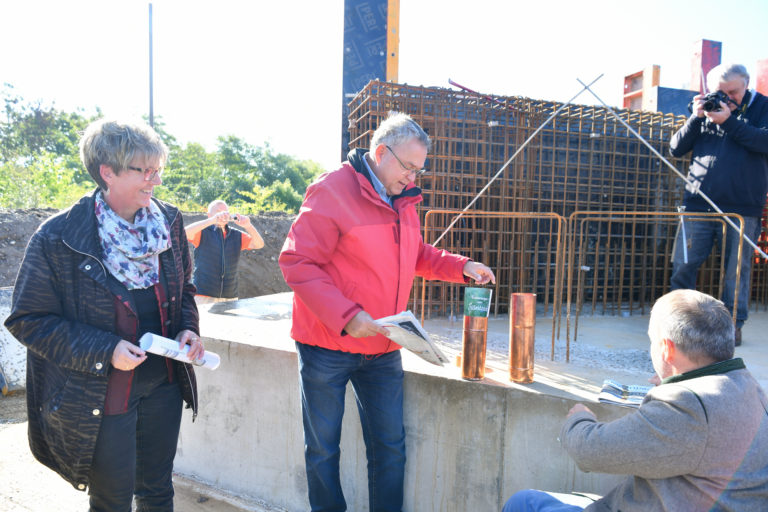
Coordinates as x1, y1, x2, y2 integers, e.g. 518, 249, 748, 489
661, 338, 676, 363
373, 144, 387, 164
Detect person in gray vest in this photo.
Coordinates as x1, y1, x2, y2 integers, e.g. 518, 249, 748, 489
185, 200, 264, 304
503, 288, 768, 511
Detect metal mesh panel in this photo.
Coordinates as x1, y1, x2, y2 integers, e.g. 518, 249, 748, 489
347, 80, 764, 318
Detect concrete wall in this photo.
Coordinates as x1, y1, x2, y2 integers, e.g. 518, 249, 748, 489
175, 293, 629, 511
0, 288, 629, 509
0, 286, 25, 392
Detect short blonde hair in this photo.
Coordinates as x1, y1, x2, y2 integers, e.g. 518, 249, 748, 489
79, 119, 168, 190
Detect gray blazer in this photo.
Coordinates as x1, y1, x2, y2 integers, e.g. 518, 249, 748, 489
562, 359, 768, 511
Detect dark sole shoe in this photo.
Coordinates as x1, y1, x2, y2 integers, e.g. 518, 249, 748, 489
735, 327, 742, 347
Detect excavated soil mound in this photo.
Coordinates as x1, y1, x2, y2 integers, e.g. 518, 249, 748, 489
0, 209, 294, 298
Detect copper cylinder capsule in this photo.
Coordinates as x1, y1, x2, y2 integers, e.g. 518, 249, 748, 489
509, 293, 536, 383
461, 315, 488, 380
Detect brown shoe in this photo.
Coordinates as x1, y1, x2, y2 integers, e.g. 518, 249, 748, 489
735, 327, 742, 347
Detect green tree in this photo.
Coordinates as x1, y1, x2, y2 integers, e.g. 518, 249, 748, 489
1, 83, 95, 184
159, 142, 219, 209
0, 152, 92, 208
215, 135, 259, 204
0, 84, 321, 213
253, 143, 322, 197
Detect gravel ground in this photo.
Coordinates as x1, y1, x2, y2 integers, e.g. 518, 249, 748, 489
425, 309, 655, 378
0, 392, 275, 512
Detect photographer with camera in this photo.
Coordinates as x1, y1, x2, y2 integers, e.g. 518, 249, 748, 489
185, 199, 264, 304
669, 63, 768, 345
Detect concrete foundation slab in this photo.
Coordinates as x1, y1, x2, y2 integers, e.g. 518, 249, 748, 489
173, 292, 767, 511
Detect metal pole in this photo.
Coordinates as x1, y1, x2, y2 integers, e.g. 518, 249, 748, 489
576, 78, 768, 260
432, 75, 603, 247
148, 3, 154, 128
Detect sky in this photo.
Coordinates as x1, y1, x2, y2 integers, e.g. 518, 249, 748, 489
1, 0, 767, 172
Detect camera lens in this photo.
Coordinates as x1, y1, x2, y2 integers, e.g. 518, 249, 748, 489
702, 91, 728, 112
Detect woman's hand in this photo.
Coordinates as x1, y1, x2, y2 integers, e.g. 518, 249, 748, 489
177, 329, 205, 361
111, 340, 147, 371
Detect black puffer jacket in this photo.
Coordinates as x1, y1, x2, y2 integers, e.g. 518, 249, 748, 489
4, 190, 199, 491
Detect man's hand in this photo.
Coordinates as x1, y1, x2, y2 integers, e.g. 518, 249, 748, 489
111, 340, 146, 371
232, 213, 252, 228
212, 210, 230, 228
705, 103, 731, 124
343, 310, 391, 338
566, 403, 595, 419
231, 213, 264, 249
690, 94, 706, 118
463, 261, 496, 285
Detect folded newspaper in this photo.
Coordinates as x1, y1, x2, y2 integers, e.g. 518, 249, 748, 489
597, 379, 652, 408
375, 311, 449, 366
139, 332, 221, 370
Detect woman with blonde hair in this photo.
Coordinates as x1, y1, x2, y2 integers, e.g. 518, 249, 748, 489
6, 118, 203, 511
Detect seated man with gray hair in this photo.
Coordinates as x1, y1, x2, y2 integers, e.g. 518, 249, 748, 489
504, 289, 768, 511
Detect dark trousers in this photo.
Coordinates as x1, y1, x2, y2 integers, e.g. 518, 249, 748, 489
88, 361, 183, 512
671, 216, 760, 327
296, 342, 406, 512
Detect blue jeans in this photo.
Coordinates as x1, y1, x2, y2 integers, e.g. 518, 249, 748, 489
671, 215, 760, 327
502, 490, 595, 512
88, 356, 183, 512
296, 342, 406, 512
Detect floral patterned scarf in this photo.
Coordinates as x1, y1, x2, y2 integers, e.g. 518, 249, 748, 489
95, 191, 171, 290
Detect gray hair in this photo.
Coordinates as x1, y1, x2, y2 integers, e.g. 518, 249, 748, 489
79, 118, 168, 190
648, 289, 734, 363
707, 63, 750, 90
207, 199, 228, 214
370, 112, 431, 153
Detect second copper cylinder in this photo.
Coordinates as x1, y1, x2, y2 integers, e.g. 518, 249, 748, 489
509, 293, 536, 383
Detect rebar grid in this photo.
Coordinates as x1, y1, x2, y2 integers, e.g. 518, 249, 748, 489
420, 210, 566, 360
346, 80, 768, 324
750, 202, 768, 310
564, 211, 744, 362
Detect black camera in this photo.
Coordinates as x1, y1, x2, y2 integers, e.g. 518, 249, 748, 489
701, 90, 730, 112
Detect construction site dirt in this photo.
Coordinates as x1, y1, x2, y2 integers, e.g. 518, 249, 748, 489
0, 209, 294, 299
0, 391, 279, 511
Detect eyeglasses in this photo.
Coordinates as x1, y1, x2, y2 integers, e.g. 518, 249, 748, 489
386, 145, 426, 177
127, 165, 164, 181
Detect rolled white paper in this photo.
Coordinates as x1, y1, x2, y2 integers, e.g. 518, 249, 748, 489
138, 332, 221, 370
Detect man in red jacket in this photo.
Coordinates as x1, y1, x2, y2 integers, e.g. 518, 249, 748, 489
280, 112, 495, 511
